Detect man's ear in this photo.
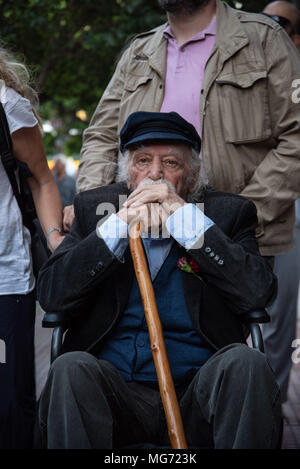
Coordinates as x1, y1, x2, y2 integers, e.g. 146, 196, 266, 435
291, 34, 300, 48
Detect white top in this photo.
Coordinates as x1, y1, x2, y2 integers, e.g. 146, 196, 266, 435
0, 85, 38, 294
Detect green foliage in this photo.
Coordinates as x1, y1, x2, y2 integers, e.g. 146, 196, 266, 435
0, 0, 292, 155
0, 0, 164, 155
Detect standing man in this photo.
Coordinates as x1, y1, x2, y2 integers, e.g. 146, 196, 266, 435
263, 0, 300, 46
74, 0, 300, 261
52, 154, 76, 208
260, 0, 300, 404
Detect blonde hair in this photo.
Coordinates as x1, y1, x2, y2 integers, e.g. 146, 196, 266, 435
0, 44, 41, 125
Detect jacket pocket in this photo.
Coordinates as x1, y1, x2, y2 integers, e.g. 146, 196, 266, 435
216, 71, 271, 144
120, 74, 154, 121
123, 74, 153, 92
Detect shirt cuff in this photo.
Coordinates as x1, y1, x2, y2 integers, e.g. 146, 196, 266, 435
165, 203, 214, 250
97, 213, 129, 260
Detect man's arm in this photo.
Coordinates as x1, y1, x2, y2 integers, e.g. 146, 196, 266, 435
240, 27, 300, 229
37, 195, 120, 318
168, 198, 277, 314
124, 182, 276, 314
76, 47, 130, 192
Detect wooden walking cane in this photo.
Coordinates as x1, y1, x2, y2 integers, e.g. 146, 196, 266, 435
129, 221, 188, 449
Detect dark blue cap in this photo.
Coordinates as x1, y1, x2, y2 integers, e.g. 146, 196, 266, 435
120, 111, 201, 153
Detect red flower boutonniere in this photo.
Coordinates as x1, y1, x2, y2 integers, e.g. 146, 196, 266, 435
177, 256, 203, 282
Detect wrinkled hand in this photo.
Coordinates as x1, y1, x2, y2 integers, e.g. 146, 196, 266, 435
118, 182, 185, 235
63, 205, 75, 232
125, 182, 185, 221
117, 203, 154, 235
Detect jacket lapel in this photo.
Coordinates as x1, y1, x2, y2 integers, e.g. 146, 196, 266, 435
200, 0, 249, 119
181, 268, 203, 332
114, 245, 135, 315
215, 0, 249, 59
147, 27, 168, 81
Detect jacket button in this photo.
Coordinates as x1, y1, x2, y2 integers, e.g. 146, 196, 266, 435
218, 259, 224, 266
89, 270, 96, 277
205, 247, 211, 253
214, 255, 220, 261
96, 261, 103, 271
209, 251, 215, 258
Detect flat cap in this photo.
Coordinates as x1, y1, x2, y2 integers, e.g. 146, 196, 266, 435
120, 111, 201, 153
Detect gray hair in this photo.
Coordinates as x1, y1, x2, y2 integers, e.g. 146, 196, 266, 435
116, 145, 207, 201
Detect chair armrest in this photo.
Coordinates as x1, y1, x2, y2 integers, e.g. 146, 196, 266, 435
248, 323, 264, 352
51, 325, 68, 364
242, 310, 270, 353
242, 309, 270, 324
42, 312, 68, 328
42, 312, 69, 363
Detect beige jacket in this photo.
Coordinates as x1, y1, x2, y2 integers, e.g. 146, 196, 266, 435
78, 0, 300, 255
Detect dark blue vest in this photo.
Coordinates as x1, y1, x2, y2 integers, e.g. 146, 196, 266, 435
98, 244, 212, 386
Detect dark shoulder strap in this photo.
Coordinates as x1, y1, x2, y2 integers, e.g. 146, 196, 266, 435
0, 102, 25, 214
0, 102, 14, 168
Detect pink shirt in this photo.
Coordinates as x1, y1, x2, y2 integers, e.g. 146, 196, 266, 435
160, 16, 216, 136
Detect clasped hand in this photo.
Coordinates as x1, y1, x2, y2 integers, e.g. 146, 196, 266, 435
117, 181, 185, 235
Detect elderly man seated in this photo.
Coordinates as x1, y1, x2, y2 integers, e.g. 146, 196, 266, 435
37, 111, 281, 449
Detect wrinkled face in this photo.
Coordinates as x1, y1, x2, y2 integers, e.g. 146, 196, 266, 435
128, 143, 193, 197
157, 0, 211, 13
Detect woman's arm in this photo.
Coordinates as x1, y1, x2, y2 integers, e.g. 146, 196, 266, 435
11, 124, 64, 252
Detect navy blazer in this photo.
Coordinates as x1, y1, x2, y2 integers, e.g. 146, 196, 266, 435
37, 182, 276, 354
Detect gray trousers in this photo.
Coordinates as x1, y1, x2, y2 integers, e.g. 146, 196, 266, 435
263, 225, 300, 402
38, 344, 281, 449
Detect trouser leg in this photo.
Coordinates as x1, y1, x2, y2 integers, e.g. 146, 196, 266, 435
39, 351, 161, 449
263, 237, 300, 402
0, 293, 36, 449
179, 344, 282, 449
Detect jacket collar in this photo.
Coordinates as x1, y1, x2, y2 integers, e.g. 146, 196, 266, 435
144, 24, 168, 80
214, 0, 249, 60
137, 0, 249, 78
